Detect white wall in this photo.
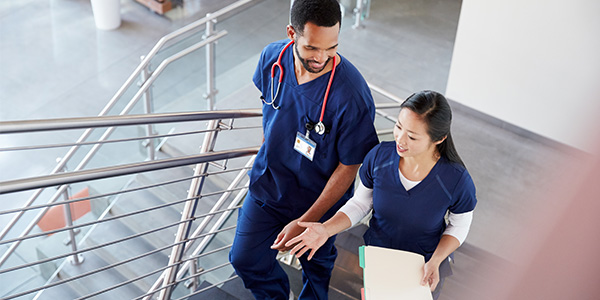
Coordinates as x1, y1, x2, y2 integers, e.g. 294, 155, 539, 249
446, 0, 600, 152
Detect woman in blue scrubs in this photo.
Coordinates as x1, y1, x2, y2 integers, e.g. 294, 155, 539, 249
287, 90, 477, 299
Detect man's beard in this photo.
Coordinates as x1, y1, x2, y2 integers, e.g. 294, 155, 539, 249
294, 43, 332, 74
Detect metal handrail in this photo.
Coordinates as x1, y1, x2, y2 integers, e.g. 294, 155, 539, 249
0, 166, 249, 218
0, 109, 258, 264
0, 147, 258, 194
0, 125, 260, 152
11, 224, 237, 300
0, 109, 261, 134
76, 244, 233, 300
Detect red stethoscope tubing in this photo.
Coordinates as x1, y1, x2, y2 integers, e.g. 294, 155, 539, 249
271, 40, 294, 84
270, 40, 337, 125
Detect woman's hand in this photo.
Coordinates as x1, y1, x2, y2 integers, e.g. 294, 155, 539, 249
421, 259, 441, 291
285, 221, 329, 260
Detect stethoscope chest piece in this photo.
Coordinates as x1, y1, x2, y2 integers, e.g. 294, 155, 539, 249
315, 122, 326, 135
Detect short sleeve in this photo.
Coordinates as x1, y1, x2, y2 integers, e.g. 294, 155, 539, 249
336, 100, 379, 166
253, 49, 267, 94
449, 170, 477, 214
358, 144, 380, 189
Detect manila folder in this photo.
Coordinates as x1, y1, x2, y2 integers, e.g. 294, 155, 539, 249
359, 245, 433, 300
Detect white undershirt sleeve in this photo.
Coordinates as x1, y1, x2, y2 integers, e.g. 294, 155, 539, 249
338, 182, 373, 226
338, 181, 474, 245
443, 210, 474, 245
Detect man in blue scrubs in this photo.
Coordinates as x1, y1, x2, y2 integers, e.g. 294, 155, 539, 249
229, 0, 379, 299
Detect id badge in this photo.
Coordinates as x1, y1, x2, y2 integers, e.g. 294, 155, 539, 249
294, 132, 317, 161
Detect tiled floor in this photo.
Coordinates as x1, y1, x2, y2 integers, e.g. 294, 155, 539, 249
0, 0, 586, 299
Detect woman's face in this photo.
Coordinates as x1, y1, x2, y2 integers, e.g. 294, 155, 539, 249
393, 108, 439, 159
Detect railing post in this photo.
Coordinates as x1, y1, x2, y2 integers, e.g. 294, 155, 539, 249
159, 119, 221, 300
203, 14, 218, 110
140, 55, 156, 161
353, 0, 368, 29
184, 261, 199, 292
57, 160, 84, 265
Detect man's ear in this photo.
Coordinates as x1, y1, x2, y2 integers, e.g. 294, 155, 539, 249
286, 25, 296, 40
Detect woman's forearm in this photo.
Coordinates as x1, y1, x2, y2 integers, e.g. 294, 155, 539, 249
322, 211, 353, 237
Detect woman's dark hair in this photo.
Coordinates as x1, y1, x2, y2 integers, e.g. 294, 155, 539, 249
290, 0, 342, 35
401, 90, 466, 167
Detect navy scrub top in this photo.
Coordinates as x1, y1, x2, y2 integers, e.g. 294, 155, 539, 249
249, 39, 379, 220
359, 142, 477, 261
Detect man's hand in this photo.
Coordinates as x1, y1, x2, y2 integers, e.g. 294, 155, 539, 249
270, 218, 305, 251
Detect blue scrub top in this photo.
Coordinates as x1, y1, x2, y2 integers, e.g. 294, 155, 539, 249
249, 39, 379, 219
359, 142, 477, 261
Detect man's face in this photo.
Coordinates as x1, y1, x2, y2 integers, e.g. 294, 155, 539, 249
288, 22, 340, 74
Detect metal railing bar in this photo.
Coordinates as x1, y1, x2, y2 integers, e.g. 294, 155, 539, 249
198, 185, 248, 198
134, 261, 235, 300
1, 215, 235, 281
86, 0, 254, 124
0, 26, 259, 238
175, 182, 248, 289
369, 83, 406, 104
0, 147, 259, 194
0, 196, 240, 250
1, 27, 239, 256
9, 239, 193, 300
376, 129, 394, 136
0, 166, 251, 217
188, 182, 248, 265
77, 242, 232, 300
178, 261, 232, 286
159, 119, 220, 299
135, 229, 238, 300
147, 158, 250, 296
0, 217, 186, 276
0, 179, 192, 218
74, 243, 233, 300
0, 123, 262, 152
168, 157, 252, 290
0, 0, 260, 256
375, 107, 401, 123
176, 188, 245, 283
0, 195, 190, 247
172, 275, 239, 300
0, 109, 261, 134
169, 162, 253, 291
0, 128, 214, 152
374, 102, 403, 110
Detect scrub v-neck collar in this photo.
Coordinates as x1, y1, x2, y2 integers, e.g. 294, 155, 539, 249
394, 154, 443, 195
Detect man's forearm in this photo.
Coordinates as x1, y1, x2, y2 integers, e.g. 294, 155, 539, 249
299, 162, 361, 222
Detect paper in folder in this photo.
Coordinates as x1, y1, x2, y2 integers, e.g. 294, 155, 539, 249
359, 245, 433, 300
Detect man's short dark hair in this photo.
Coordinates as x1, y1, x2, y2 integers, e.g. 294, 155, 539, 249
290, 0, 342, 35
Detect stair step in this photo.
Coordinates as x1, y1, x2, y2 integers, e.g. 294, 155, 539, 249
79, 218, 169, 295
56, 245, 145, 299
35, 277, 87, 300
216, 276, 255, 300
438, 243, 510, 300
188, 280, 240, 300
110, 182, 182, 250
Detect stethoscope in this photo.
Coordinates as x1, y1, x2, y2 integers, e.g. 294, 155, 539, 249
262, 40, 337, 136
